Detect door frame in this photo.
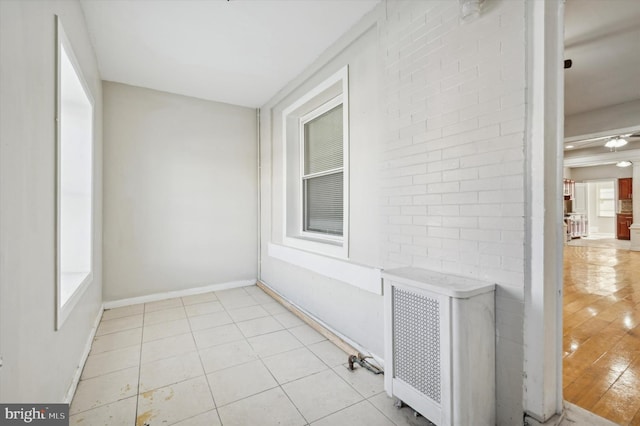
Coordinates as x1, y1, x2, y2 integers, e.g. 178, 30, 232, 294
523, 0, 565, 422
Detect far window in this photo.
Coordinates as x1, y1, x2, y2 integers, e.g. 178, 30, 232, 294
596, 182, 614, 218
302, 99, 344, 236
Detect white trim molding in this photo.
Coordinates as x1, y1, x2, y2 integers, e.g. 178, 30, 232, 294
268, 242, 382, 295
103, 280, 256, 310
523, 0, 564, 422
281, 66, 350, 259
64, 304, 104, 403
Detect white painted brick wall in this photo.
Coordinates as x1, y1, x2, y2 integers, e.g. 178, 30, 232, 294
379, 1, 527, 424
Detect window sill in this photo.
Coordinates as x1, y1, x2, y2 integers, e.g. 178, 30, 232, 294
283, 235, 346, 259
61, 272, 89, 306
57, 271, 92, 329
268, 242, 382, 295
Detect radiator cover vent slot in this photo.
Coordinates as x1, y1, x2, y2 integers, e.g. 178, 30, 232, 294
393, 286, 441, 403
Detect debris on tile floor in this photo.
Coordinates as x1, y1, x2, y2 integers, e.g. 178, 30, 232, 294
70, 286, 435, 425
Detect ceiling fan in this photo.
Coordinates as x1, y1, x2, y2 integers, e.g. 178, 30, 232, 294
564, 133, 640, 152
569, 133, 640, 144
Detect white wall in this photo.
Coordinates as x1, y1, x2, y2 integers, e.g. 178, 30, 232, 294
260, 1, 528, 424
565, 99, 640, 139
0, 0, 103, 402
260, 16, 383, 355
103, 82, 257, 301
569, 164, 633, 181
381, 2, 526, 423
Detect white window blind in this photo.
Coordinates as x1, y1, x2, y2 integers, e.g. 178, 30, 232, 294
302, 103, 344, 236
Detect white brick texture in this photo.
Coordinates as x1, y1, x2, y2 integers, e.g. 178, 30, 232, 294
379, 1, 527, 424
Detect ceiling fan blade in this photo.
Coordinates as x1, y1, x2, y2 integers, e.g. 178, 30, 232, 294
566, 134, 611, 144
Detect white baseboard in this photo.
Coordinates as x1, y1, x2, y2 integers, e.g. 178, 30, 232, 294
103, 279, 257, 310
258, 279, 384, 369
64, 303, 104, 404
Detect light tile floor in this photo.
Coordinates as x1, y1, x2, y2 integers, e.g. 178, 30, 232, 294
70, 285, 433, 426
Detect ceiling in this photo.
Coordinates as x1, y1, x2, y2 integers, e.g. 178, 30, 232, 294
564, 131, 640, 156
81, 1, 640, 134
80, 0, 379, 108
564, 0, 640, 117
563, 0, 640, 156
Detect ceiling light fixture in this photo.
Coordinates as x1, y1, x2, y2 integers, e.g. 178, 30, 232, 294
565, 145, 574, 149
604, 137, 628, 148
616, 160, 632, 168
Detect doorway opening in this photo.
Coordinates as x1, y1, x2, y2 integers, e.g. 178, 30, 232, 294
559, 0, 640, 423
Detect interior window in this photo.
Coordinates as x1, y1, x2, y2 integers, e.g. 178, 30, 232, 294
56, 17, 94, 329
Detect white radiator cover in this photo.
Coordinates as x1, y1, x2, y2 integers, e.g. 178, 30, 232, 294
383, 268, 496, 426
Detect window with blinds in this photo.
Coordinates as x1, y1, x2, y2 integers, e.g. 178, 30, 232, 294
281, 65, 348, 257
302, 101, 344, 236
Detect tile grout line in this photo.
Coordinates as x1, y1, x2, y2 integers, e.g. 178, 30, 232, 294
308, 398, 393, 426
255, 287, 397, 425
249, 321, 312, 425
191, 291, 229, 426
246, 292, 361, 425
131, 298, 189, 423
75, 287, 413, 425
172, 298, 217, 424
133, 299, 148, 425
94, 320, 143, 337
138, 297, 213, 425
366, 393, 405, 426
222, 288, 311, 424
277, 383, 311, 425
69, 305, 142, 418
248, 330, 311, 424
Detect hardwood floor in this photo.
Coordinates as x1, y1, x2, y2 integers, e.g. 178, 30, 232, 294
563, 244, 640, 425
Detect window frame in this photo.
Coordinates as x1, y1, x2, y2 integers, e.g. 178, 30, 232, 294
55, 16, 95, 330
596, 182, 614, 218
282, 66, 349, 259
299, 95, 345, 242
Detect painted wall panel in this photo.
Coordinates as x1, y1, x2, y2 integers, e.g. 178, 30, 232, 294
102, 82, 257, 301
565, 100, 640, 139
260, 20, 383, 356
570, 164, 633, 181
0, 0, 103, 402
